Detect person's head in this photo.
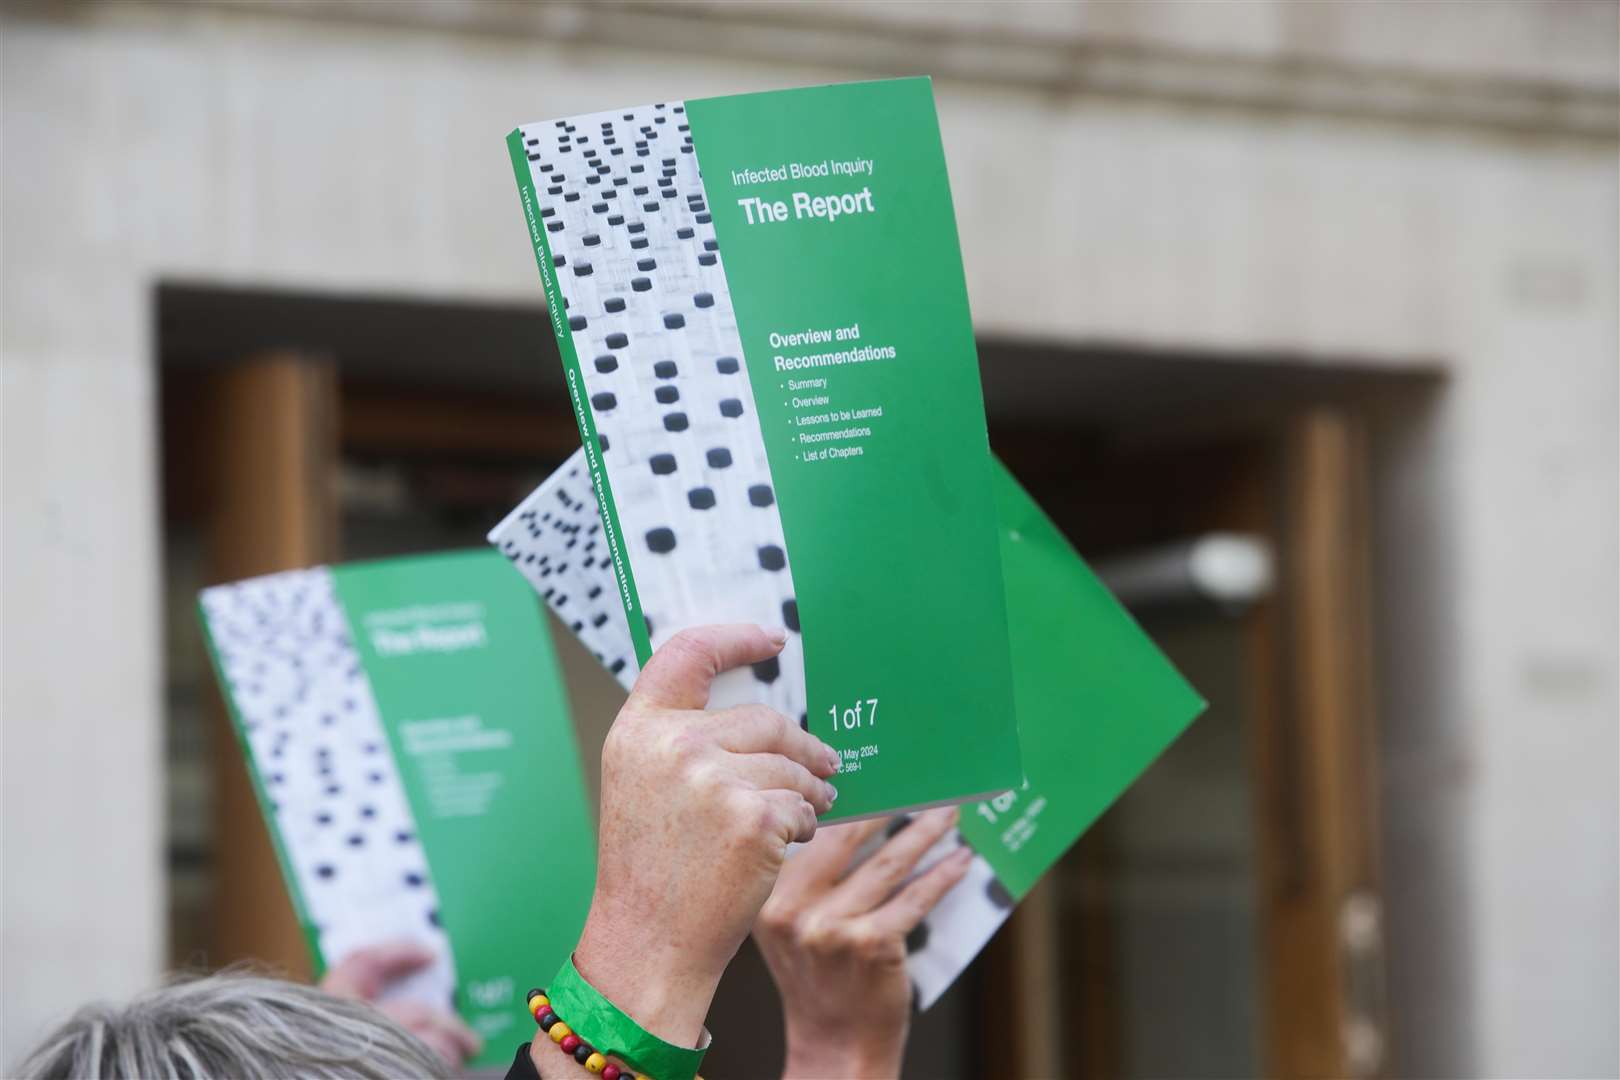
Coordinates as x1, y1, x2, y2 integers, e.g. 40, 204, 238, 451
15, 969, 445, 1079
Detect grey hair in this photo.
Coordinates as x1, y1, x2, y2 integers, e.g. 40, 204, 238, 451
14, 968, 449, 1079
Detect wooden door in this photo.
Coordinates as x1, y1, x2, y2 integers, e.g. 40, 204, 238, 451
197, 354, 338, 978
986, 408, 1387, 1079
1256, 410, 1385, 1078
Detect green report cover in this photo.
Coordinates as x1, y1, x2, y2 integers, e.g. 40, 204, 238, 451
490, 453, 1206, 1007
197, 550, 594, 1068
505, 78, 1021, 821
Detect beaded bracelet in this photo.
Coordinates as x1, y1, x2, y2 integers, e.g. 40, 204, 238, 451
542, 955, 707, 1080
527, 988, 617, 1078
528, 988, 704, 1080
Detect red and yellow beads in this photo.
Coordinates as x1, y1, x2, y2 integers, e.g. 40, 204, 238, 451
527, 987, 646, 1080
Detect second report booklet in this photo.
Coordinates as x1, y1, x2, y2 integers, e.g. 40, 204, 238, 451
506, 78, 1021, 820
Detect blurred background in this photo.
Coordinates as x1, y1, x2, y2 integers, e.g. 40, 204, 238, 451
2, 1, 1616, 1077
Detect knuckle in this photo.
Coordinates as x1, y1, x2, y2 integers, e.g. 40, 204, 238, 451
749, 799, 782, 837
756, 899, 794, 936
849, 924, 890, 958
664, 628, 714, 666
868, 850, 903, 879
775, 711, 803, 745
792, 726, 820, 757
739, 703, 785, 734
681, 757, 714, 793
668, 726, 708, 765
721, 790, 772, 840
892, 893, 927, 924
800, 915, 846, 957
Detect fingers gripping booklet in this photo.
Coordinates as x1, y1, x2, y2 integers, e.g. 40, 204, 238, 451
506, 77, 1022, 822
489, 452, 1206, 1008
197, 550, 596, 1068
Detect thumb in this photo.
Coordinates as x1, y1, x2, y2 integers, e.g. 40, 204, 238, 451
628, 624, 786, 711
321, 940, 438, 1002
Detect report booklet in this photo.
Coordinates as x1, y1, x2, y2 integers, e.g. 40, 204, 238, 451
505, 77, 1021, 821
197, 550, 595, 1068
490, 453, 1206, 1007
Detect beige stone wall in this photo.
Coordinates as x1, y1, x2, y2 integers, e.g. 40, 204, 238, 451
2, 1, 1614, 1072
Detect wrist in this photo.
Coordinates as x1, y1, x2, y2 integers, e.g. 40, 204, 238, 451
783, 1036, 903, 1080
529, 1033, 584, 1080
781, 1002, 907, 1080
573, 898, 725, 1049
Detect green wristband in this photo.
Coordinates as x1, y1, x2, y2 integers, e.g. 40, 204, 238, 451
547, 955, 707, 1080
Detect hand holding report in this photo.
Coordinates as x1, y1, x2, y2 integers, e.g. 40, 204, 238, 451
755, 809, 972, 1079
506, 77, 1022, 821
573, 623, 841, 1051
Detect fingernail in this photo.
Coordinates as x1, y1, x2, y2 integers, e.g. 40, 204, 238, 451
824, 781, 839, 804
823, 745, 842, 773
762, 625, 788, 648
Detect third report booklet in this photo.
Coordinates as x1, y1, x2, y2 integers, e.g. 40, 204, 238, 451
197, 551, 595, 1067
506, 77, 1021, 820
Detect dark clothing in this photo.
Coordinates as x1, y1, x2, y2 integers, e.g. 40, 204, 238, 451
507, 1042, 540, 1080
